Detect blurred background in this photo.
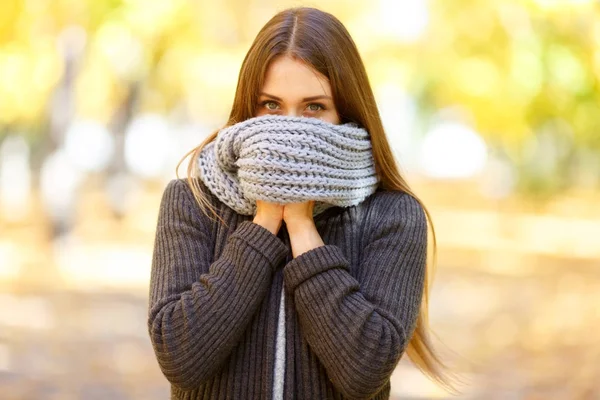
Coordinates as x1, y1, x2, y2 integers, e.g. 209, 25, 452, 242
1, 0, 599, 398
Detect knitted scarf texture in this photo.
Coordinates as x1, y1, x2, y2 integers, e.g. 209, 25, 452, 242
196, 115, 380, 217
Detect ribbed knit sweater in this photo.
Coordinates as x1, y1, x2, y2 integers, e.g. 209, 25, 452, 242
147, 178, 428, 400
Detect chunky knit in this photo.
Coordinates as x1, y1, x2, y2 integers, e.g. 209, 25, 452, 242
148, 178, 428, 399
196, 115, 380, 217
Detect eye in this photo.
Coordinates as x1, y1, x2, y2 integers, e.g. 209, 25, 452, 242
261, 101, 279, 110
306, 103, 325, 112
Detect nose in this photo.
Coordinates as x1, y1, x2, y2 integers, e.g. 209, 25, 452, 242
284, 109, 299, 117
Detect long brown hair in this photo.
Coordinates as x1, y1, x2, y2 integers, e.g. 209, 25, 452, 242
177, 6, 460, 393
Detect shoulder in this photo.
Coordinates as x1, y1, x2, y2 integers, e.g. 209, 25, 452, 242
365, 189, 427, 231
158, 178, 221, 222
162, 178, 219, 206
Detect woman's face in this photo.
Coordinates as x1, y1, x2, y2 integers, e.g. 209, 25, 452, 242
255, 56, 340, 124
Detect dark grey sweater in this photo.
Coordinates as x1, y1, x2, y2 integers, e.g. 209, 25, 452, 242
147, 178, 427, 400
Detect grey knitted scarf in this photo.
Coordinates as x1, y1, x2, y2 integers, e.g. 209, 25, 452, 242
196, 115, 380, 217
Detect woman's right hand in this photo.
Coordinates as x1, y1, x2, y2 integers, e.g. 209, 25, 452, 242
253, 200, 284, 235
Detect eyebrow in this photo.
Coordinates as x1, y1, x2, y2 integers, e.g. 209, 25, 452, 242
259, 92, 332, 102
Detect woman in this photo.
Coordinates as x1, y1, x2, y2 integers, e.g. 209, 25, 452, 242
148, 6, 456, 400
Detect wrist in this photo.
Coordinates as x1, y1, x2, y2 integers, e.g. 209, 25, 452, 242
285, 218, 315, 234
253, 215, 281, 235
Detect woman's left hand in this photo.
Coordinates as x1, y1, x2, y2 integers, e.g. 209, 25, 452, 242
283, 201, 324, 257
283, 201, 315, 227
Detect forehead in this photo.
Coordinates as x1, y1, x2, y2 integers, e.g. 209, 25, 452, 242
261, 56, 332, 98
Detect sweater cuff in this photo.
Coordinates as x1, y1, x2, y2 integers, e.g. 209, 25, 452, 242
228, 220, 289, 272
283, 245, 349, 291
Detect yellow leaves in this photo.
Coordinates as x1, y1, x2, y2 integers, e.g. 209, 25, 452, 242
546, 44, 590, 94
452, 57, 503, 98
75, 55, 117, 122
0, 40, 62, 124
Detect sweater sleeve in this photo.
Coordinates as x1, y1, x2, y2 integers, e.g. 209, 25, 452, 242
147, 179, 289, 390
282, 191, 427, 400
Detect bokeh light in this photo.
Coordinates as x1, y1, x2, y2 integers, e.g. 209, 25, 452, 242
419, 121, 488, 179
